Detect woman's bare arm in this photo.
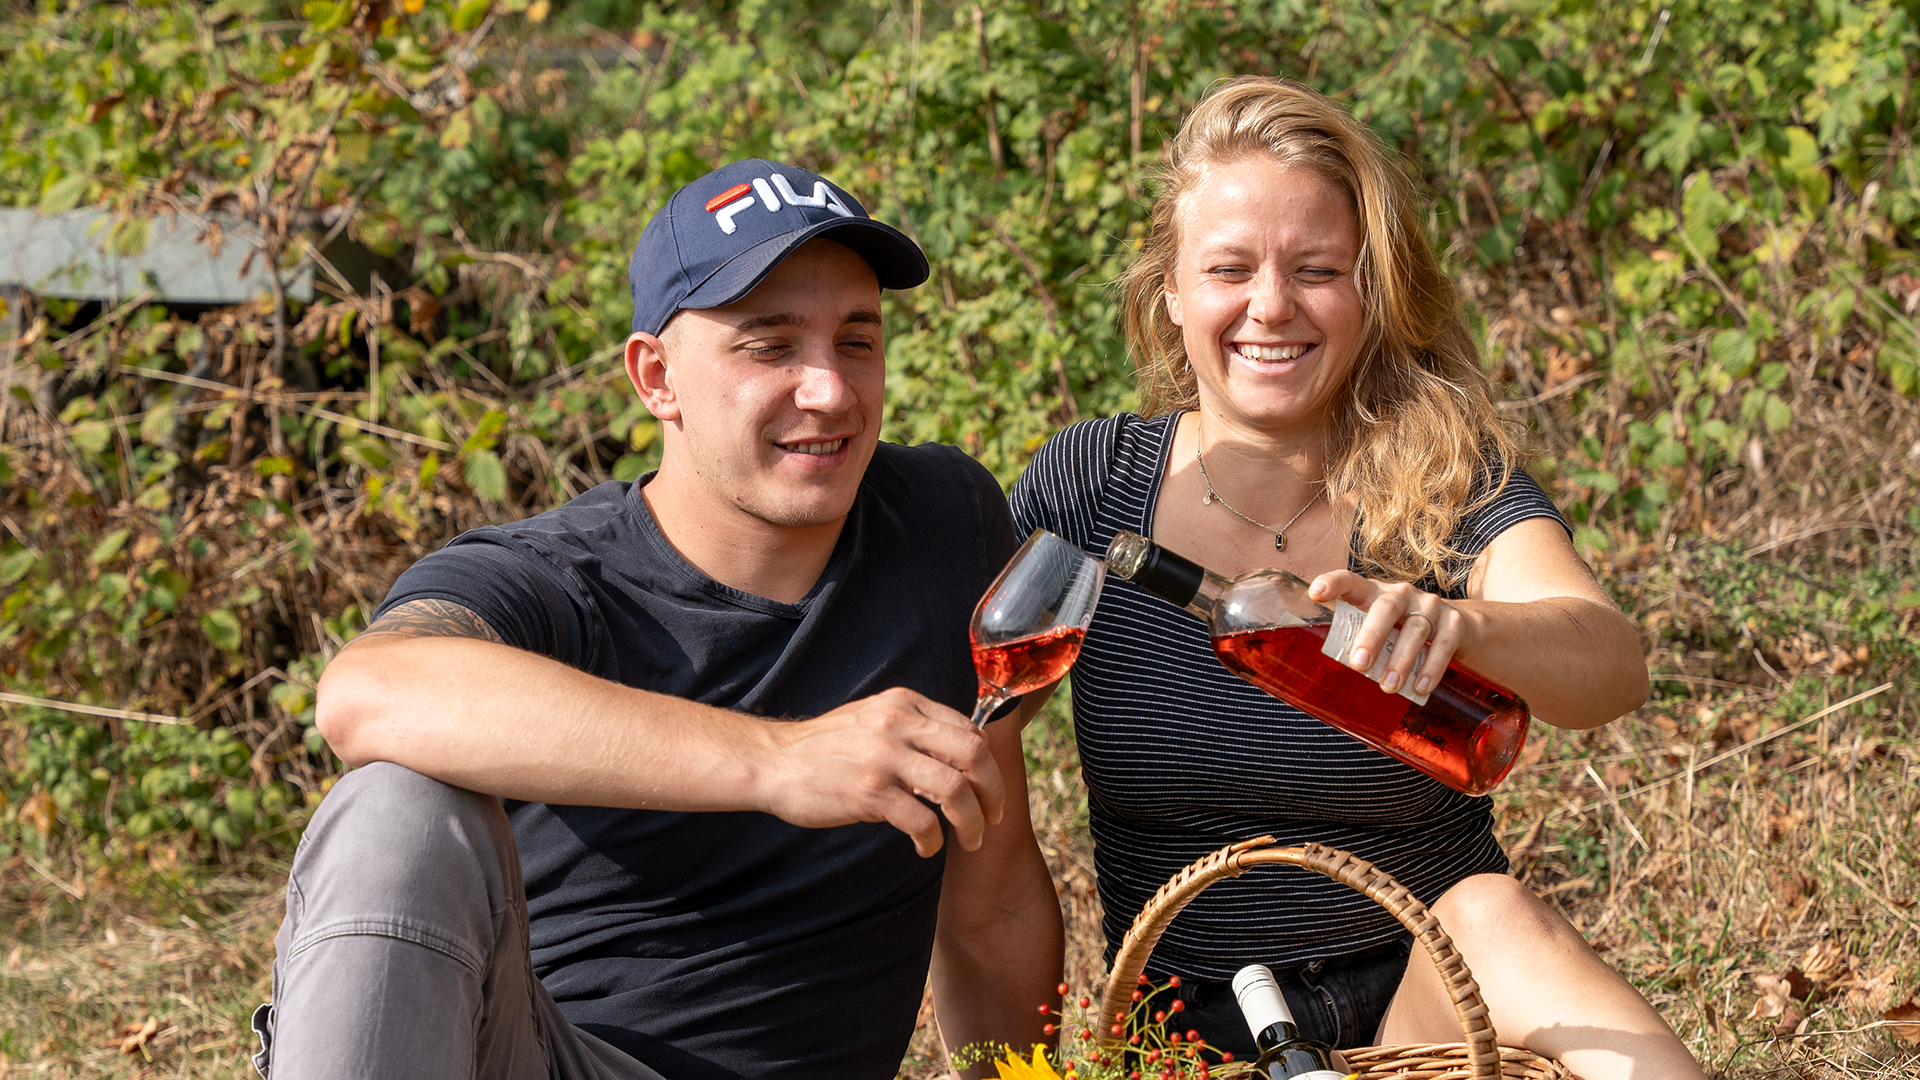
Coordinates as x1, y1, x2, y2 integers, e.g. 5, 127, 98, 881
1308, 518, 1646, 730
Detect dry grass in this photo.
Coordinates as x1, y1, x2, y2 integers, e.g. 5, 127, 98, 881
3, 675, 1916, 1080
0, 868, 279, 1078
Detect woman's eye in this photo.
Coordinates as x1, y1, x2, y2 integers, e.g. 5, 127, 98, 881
1206, 265, 1251, 279
1298, 267, 1340, 282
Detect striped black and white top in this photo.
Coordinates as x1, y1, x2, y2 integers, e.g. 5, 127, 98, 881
1008, 413, 1568, 976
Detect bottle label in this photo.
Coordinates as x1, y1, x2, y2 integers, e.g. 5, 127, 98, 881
1321, 600, 1433, 706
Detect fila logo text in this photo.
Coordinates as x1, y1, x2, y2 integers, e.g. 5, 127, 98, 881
709, 173, 854, 234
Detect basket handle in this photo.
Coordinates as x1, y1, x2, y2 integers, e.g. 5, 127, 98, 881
1097, 836, 1501, 1080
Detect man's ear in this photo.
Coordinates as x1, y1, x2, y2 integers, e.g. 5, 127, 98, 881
1162, 271, 1184, 327
625, 331, 681, 421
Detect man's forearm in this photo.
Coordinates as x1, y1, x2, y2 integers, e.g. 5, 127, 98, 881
931, 711, 1065, 1074
317, 635, 768, 809
931, 851, 1063, 1073
315, 630, 1006, 856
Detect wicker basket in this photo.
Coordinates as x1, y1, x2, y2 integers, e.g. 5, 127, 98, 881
1099, 836, 1578, 1080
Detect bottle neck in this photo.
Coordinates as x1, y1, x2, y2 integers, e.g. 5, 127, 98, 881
1105, 530, 1230, 622
1253, 1020, 1304, 1055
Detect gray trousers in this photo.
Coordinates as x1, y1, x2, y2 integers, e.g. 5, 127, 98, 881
254, 762, 667, 1080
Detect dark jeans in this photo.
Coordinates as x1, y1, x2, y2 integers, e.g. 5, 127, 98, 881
1146, 936, 1414, 1056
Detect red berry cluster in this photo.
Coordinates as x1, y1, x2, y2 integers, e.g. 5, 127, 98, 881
1034, 973, 1228, 1080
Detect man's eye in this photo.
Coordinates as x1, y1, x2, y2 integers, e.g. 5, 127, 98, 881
744, 343, 787, 359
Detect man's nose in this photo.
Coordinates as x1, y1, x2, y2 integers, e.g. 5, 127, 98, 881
793, 352, 858, 413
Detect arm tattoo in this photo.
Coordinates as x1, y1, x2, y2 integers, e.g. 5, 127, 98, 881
355, 598, 505, 645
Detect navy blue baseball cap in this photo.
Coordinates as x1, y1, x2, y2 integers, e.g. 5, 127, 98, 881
628, 158, 930, 336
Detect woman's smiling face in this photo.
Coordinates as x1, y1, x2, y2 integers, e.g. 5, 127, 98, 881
1163, 156, 1366, 436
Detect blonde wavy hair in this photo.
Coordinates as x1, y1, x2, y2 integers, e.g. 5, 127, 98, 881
1119, 76, 1520, 588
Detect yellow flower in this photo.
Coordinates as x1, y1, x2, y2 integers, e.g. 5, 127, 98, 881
992, 1044, 1063, 1080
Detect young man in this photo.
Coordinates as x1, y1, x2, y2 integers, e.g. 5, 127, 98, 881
255, 160, 1062, 1080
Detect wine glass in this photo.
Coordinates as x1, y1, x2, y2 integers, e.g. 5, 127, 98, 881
967, 529, 1106, 728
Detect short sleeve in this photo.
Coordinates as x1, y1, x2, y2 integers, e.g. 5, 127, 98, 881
1424, 466, 1570, 596
1456, 467, 1569, 558
375, 531, 596, 668
1008, 417, 1124, 551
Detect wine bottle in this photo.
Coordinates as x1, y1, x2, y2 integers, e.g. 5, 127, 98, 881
1105, 530, 1529, 795
1230, 964, 1352, 1080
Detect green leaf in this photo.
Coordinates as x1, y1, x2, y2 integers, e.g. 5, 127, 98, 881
463, 409, 507, 452
1709, 330, 1758, 377
1571, 468, 1620, 494
110, 218, 151, 257
137, 40, 195, 68
1680, 172, 1731, 259
613, 453, 650, 482
200, 609, 244, 653
225, 786, 257, 823
303, 1, 354, 31
39, 174, 88, 215
451, 0, 491, 32
463, 449, 506, 501
210, 814, 243, 847
140, 401, 178, 445
90, 528, 131, 565
439, 109, 473, 150
1762, 394, 1793, 433
0, 548, 36, 585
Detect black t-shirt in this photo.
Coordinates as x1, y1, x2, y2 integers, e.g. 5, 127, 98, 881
376, 442, 1018, 1080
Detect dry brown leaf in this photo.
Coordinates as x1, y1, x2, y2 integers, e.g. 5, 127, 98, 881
1886, 998, 1920, 1046
1797, 939, 1848, 989
118, 1016, 159, 1056
1543, 345, 1590, 390
1602, 761, 1634, 789
1750, 968, 1813, 1034
85, 92, 127, 123
20, 790, 55, 834
1841, 966, 1899, 1013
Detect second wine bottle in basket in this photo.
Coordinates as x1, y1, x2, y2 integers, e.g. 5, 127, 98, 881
1231, 963, 1353, 1080
1105, 530, 1528, 795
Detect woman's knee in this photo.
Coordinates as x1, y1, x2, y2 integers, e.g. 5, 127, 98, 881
1430, 873, 1580, 949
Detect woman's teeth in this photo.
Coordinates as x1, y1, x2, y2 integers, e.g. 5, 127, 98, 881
787, 440, 845, 455
1237, 344, 1310, 361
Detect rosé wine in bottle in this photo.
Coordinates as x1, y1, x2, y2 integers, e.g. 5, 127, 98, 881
1106, 530, 1528, 796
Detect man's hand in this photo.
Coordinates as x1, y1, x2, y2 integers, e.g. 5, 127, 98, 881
755, 688, 1005, 857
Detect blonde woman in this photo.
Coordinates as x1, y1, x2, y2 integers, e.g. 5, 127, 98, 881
1010, 77, 1704, 1080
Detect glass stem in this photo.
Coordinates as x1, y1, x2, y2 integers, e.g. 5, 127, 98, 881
969, 691, 1007, 730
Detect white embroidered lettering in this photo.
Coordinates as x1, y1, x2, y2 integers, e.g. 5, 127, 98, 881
752, 178, 782, 213
772, 173, 828, 208
715, 197, 758, 234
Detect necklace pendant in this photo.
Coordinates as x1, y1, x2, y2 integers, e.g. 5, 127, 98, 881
1274, 533, 1286, 551
1202, 493, 1213, 505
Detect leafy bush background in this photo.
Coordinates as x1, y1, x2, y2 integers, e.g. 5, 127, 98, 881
1, 2, 1917, 1068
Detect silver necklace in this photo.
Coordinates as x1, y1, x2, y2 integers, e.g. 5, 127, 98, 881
1194, 446, 1321, 551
